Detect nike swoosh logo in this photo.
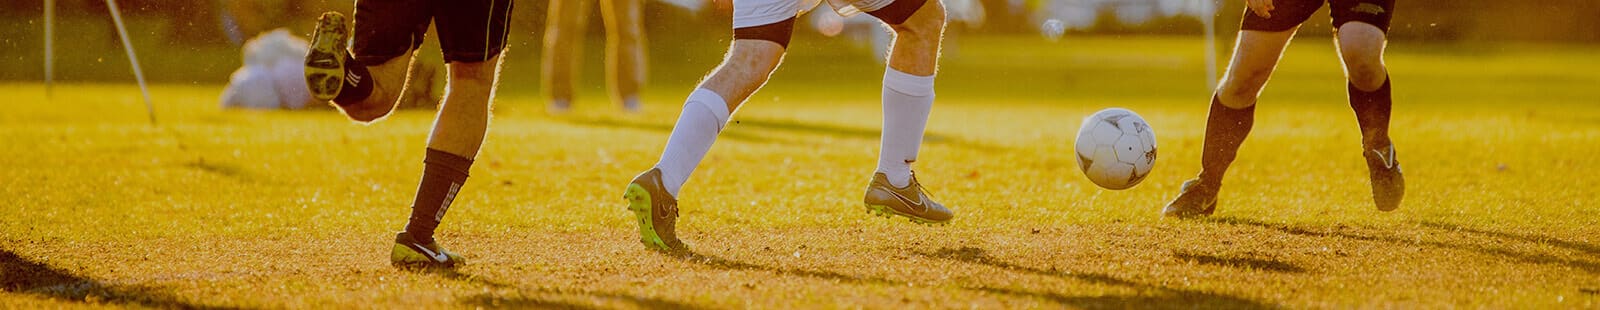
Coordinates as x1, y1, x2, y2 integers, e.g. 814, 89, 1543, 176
411, 243, 449, 263
887, 186, 927, 213
1372, 147, 1396, 169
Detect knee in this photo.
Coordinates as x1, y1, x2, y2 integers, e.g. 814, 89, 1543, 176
1217, 70, 1271, 108
1344, 59, 1387, 90
447, 60, 500, 88
889, 1, 946, 39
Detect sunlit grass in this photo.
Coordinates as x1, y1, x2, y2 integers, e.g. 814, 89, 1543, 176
2, 35, 1598, 308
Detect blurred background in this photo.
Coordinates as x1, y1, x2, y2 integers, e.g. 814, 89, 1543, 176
1, 0, 1597, 100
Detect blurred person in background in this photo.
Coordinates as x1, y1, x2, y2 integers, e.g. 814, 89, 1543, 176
542, 0, 649, 113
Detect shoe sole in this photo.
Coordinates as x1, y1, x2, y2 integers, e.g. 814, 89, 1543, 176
623, 183, 674, 251
305, 13, 348, 102
864, 203, 949, 226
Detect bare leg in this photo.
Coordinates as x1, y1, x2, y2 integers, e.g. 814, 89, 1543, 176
541, 0, 591, 110
873, 0, 946, 186
338, 49, 418, 122
601, 0, 647, 110
884, 0, 945, 76
426, 56, 504, 159
1216, 28, 1299, 108
1163, 28, 1301, 218
699, 40, 787, 112
1336, 22, 1404, 211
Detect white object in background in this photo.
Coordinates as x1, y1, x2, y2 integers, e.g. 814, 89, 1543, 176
221, 29, 314, 110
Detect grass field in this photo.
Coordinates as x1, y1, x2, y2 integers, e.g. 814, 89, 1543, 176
3, 35, 1599, 308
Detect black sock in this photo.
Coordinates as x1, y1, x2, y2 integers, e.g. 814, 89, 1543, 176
1348, 77, 1393, 149
1197, 96, 1255, 187
404, 148, 473, 244
333, 52, 374, 106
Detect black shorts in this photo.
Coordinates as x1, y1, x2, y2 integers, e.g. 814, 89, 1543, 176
1240, 0, 1393, 33
351, 0, 513, 64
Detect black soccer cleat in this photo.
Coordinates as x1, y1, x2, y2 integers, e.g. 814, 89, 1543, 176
391, 231, 465, 268
1363, 143, 1405, 212
305, 12, 350, 102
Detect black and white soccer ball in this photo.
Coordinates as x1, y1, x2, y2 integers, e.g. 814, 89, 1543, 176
1074, 108, 1157, 190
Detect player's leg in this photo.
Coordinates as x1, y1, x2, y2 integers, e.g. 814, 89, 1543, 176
1332, 0, 1402, 211
390, 0, 513, 268
304, 1, 428, 123
1164, 0, 1318, 218
601, 0, 648, 111
624, 0, 796, 251
541, 0, 591, 112
855, 0, 953, 224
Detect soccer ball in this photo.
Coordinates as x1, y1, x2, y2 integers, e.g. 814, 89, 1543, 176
1074, 108, 1157, 190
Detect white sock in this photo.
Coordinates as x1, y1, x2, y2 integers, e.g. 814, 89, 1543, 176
877, 68, 935, 188
654, 88, 731, 197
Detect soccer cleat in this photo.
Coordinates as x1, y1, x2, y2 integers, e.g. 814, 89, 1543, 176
863, 172, 954, 225
390, 231, 465, 268
622, 168, 687, 251
1162, 179, 1219, 218
305, 12, 350, 102
1363, 143, 1405, 212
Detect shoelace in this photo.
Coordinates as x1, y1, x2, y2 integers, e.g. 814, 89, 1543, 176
907, 171, 939, 203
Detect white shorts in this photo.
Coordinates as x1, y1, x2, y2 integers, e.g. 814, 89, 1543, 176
733, 0, 897, 28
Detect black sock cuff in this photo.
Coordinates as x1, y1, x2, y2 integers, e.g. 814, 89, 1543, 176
423, 148, 473, 178
1348, 76, 1392, 96
1210, 95, 1256, 115
332, 52, 375, 106
868, 0, 929, 25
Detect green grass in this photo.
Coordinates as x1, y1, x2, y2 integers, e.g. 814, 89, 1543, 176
3, 35, 1599, 308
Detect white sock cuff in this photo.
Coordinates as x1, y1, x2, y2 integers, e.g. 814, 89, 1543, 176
686, 88, 731, 130
883, 68, 936, 97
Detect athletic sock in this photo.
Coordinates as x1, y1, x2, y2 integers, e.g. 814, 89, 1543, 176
1348, 76, 1393, 149
404, 148, 473, 244
876, 68, 935, 188
333, 52, 374, 106
1196, 96, 1255, 187
654, 88, 731, 197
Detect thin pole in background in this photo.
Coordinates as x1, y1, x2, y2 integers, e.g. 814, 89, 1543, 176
44, 0, 55, 99
1203, 0, 1219, 90
104, 0, 157, 125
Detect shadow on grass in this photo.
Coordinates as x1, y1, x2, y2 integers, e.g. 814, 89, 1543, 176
0, 248, 238, 309
1208, 217, 1600, 275
552, 115, 1005, 151
1416, 221, 1600, 256
427, 269, 707, 310
1170, 251, 1306, 274
917, 247, 1280, 310
182, 157, 252, 180
672, 251, 900, 286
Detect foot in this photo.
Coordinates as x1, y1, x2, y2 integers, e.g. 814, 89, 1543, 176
863, 172, 954, 225
547, 99, 571, 114
1363, 143, 1405, 212
390, 231, 465, 268
621, 97, 642, 113
1162, 179, 1219, 218
305, 12, 350, 102
623, 168, 687, 251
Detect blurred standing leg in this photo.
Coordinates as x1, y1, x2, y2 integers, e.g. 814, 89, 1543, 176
542, 0, 593, 112
602, 0, 648, 112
